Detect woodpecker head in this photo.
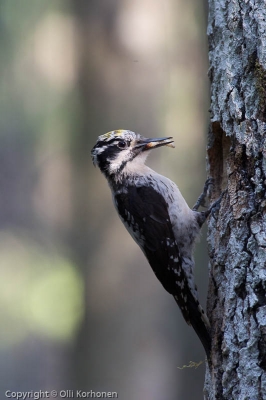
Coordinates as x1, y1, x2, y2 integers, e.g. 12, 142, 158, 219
91, 129, 175, 180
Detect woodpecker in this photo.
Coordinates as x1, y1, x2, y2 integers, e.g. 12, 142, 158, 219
91, 129, 214, 358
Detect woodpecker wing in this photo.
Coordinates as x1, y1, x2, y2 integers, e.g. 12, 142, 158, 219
114, 185, 211, 357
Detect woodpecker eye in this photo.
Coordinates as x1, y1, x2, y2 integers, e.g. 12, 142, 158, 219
117, 140, 127, 149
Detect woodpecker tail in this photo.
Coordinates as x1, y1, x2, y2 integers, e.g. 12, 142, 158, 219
174, 292, 211, 360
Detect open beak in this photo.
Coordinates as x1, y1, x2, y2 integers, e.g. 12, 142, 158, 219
134, 137, 175, 151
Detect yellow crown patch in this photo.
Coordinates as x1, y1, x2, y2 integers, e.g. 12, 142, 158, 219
100, 129, 126, 141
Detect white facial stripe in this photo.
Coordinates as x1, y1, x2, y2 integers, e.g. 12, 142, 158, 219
108, 148, 132, 174
95, 145, 107, 154
108, 150, 150, 175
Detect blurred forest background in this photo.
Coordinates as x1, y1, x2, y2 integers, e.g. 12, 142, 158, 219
0, 1, 210, 399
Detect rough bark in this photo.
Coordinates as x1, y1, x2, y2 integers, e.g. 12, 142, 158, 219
205, 0, 266, 399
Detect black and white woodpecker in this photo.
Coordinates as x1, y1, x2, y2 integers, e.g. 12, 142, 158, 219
91, 129, 214, 358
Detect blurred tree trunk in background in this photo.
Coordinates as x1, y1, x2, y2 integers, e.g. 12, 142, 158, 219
69, 1, 122, 390
205, 0, 266, 398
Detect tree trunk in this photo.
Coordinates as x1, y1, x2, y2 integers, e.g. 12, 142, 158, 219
205, 0, 266, 398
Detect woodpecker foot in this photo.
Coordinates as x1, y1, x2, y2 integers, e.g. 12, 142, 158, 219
196, 188, 226, 226
204, 189, 226, 221
192, 178, 214, 211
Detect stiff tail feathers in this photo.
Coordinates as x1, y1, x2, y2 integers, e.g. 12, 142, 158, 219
174, 292, 211, 360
